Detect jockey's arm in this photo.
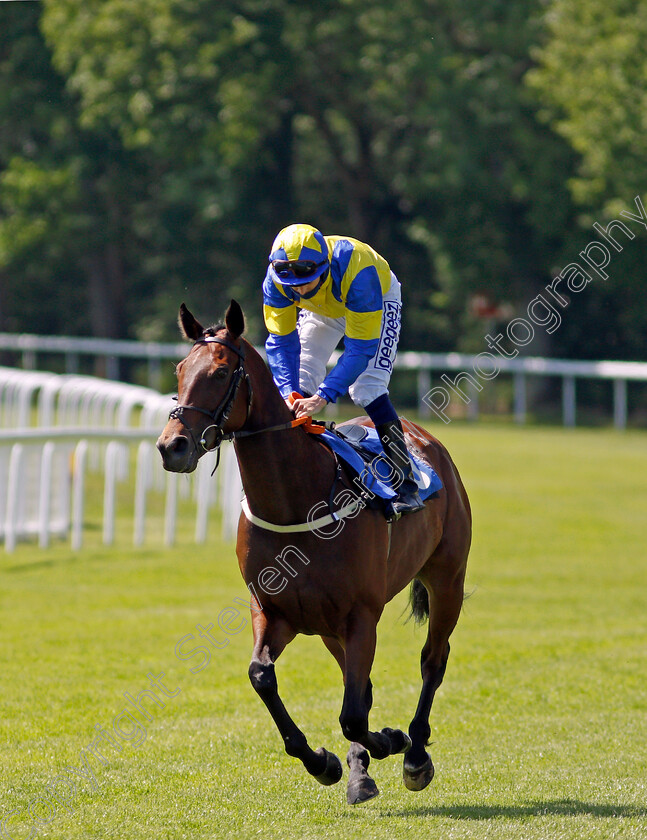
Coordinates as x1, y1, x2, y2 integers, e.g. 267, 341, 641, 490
315, 265, 383, 403
266, 330, 300, 399
315, 337, 378, 403
263, 271, 300, 398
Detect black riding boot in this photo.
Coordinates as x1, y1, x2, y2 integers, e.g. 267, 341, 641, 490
376, 420, 425, 518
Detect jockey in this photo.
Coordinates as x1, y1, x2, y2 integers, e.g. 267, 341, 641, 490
262, 223, 424, 518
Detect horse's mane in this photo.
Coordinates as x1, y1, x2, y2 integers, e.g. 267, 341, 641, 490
204, 323, 226, 337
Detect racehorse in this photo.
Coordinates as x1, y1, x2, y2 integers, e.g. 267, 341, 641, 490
157, 300, 471, 804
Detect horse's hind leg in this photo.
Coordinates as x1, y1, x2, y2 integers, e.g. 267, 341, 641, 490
321, 636, 379, 805
248, 612, 342, 786
404, 560, 466, 791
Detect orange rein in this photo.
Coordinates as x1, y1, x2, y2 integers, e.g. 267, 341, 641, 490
289, 415, 327, 434
287, 392, 327, 434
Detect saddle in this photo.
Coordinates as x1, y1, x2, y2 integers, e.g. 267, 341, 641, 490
321, 423, 442, 519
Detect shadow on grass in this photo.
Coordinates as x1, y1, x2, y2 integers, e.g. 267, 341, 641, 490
4, 550, 84, 572
377, 800, 647, 820
6, 556, 61, 572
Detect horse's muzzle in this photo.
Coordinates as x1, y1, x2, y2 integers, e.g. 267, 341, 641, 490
157, 429, 198, 473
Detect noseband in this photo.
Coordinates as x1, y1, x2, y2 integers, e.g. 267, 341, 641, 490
168, 335, 252, 456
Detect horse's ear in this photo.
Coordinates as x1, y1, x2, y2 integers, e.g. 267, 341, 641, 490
225, 299, 245, 339
178, 303, 204, 341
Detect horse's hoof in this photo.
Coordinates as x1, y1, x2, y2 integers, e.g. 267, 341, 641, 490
380, 727, 412, 755
403, 753, 435, 791
313, 748, 343, 786
347, 775, 380, 805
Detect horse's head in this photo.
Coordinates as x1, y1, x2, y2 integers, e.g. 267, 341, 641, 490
157, 299, 251, 473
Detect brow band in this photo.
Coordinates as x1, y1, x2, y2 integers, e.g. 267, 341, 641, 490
194, 336, 246, 359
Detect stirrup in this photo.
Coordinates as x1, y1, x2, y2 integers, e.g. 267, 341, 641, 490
384, 501, 402, 523
391, 490, 425, 517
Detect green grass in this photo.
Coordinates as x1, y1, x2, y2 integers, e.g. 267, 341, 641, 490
1, 423, 646, 839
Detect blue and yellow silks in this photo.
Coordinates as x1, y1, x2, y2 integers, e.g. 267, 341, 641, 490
263, 227, 392, 402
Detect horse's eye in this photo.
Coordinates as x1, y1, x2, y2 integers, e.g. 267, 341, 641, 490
214, 367, 228, 380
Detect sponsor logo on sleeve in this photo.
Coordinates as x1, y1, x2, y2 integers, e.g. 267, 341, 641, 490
374, 300, 401, 371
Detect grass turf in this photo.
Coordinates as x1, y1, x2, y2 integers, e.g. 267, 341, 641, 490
1, 422, 646, 839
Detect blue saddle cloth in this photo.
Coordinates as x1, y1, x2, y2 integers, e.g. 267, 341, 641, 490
320, 426, 442, 502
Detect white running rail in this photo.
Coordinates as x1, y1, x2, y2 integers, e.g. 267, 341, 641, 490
0, 368, 242, 552
2, 332, 647, 427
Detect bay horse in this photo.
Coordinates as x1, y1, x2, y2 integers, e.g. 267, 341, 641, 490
157, 300, 471, 804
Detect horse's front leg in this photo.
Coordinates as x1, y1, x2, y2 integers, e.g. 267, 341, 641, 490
321, 635, 379, 804
248, 611, 342, 785
339, 610, 411, 762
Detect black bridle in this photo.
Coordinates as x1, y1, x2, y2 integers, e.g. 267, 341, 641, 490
168, 333, 336, 472
169, 335, 253, 459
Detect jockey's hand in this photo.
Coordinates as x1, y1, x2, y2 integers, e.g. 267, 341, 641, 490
292, 394, 328, 418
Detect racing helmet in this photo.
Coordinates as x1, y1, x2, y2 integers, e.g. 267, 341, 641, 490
268, 223, 330, 286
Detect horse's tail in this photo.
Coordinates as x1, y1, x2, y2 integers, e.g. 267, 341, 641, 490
408, 579, 429, 625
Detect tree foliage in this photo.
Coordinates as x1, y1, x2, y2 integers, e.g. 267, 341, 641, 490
0, 0, 644, 363
528, 0, 647, 209
527, 0, 647, 359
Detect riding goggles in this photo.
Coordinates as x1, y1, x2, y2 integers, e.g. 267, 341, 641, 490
271, 259, 328, 280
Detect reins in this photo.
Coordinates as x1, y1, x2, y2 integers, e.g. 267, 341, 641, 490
235, 414, 329, 437
168, 335, 332, 472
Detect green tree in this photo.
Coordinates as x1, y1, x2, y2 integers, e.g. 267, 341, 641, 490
38, 0, 579, 351
0, 3, 140, 340
526, 0, 647, 361
527, 0, 647, 210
